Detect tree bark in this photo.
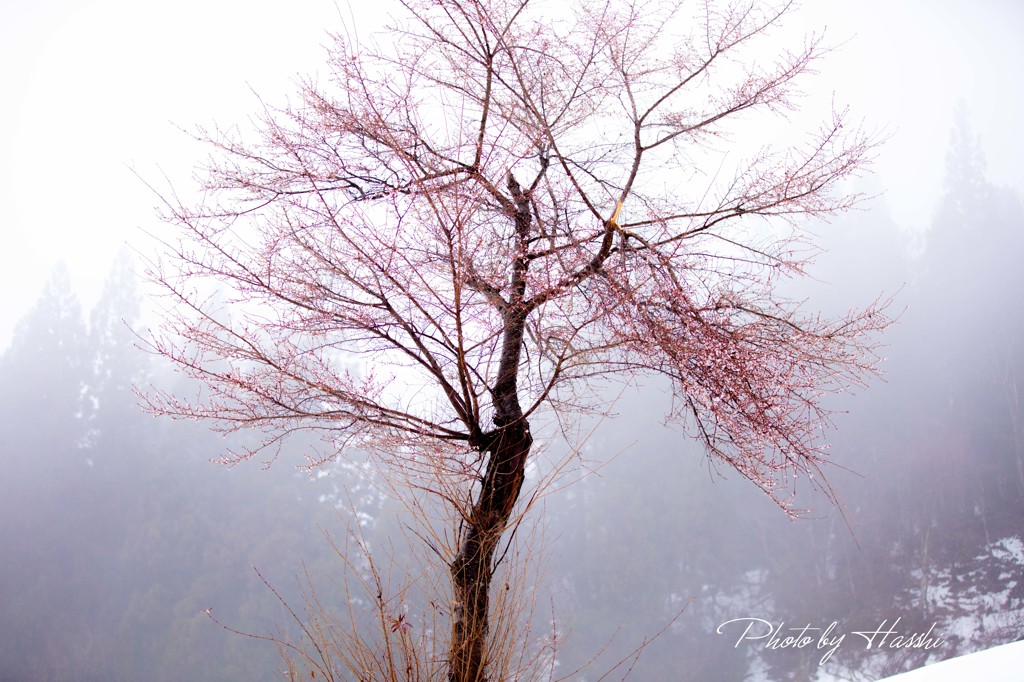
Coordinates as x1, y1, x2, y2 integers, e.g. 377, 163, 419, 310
449, 172, 534, 682
449, 419, 532, 682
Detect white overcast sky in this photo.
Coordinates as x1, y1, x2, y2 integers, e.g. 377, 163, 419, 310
1, 0, 1023, 348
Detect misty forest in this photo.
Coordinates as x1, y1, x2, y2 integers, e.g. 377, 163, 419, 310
2, 1, 1023, 681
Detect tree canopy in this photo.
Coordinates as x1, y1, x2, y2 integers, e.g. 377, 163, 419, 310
143, 1, 890, 678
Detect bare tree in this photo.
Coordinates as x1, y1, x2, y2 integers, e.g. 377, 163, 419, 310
144, 0, 888, 679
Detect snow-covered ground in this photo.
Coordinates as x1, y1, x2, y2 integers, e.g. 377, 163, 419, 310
874, 640, 1024, 681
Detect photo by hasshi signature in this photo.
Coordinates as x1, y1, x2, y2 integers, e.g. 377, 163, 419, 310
717, 617, 945, 665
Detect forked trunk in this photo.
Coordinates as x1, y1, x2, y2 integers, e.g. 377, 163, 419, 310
449, 418, 532, 682
448, 171, 534, 681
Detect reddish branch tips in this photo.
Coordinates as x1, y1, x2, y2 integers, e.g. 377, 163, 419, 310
145, 0, 887, 507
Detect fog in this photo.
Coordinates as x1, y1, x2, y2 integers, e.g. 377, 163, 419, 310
2, 1, 1023, 680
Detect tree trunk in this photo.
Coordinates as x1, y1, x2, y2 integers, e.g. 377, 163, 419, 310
449, 418, 532, 682
448, 172, 534, 682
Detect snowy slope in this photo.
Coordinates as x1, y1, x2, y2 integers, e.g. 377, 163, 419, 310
874, 640, 1024, 681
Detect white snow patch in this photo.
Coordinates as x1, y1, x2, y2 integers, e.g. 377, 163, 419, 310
873, 640, 1024, 681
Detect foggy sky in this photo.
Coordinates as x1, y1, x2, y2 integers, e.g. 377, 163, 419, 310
1, 0, 1023, 348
